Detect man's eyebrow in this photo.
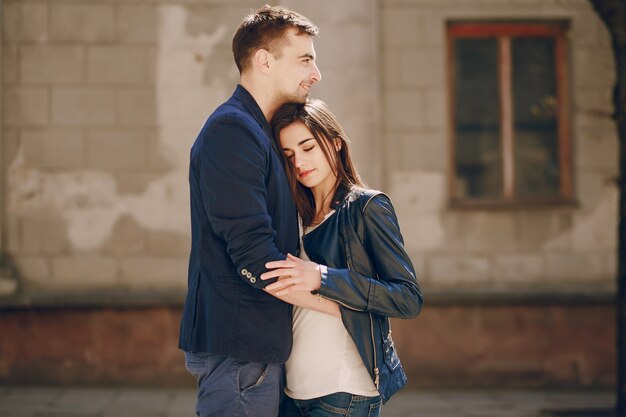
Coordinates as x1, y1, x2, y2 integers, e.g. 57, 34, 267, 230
298, 53, 315, 59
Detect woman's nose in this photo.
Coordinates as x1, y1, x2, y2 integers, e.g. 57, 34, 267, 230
295, 156, 306, 169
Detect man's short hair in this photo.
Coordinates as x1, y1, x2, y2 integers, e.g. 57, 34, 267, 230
232, 5, 319, 74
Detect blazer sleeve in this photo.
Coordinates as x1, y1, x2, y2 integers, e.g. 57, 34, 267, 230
192, 115, 285, 289
318, 194, 423, 318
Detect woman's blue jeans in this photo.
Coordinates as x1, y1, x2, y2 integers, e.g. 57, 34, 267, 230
280, 392, 381, 417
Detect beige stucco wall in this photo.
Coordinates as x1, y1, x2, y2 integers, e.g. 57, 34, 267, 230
0, 0, 617, 299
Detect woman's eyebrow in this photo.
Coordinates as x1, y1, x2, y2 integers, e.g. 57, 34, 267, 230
282, 137, 315, 151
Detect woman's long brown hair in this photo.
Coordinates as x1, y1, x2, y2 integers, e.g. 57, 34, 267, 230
270, 99, 366, 227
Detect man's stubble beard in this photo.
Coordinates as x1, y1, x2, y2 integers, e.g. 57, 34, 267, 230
282, 90, 308, 105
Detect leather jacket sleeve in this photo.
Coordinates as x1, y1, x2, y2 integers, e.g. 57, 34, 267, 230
318, 194, 423, 319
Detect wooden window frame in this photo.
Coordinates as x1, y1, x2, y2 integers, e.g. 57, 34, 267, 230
447, 21, 574, 209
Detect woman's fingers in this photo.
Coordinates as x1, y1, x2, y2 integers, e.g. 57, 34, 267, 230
260, 268, 292, 280
265, 277, 297, 292
265, 260, 292, 269
265, 253, 299, 270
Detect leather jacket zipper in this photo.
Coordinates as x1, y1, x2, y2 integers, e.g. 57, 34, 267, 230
346, 255, 378, 390
322, 292, 378, 388
321, 293, 362, 311
370, 312, 379, 389
321, 292, 379, 389
344, 254, 379, 389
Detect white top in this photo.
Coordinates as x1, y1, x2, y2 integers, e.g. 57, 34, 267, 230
284, 212, 378, 400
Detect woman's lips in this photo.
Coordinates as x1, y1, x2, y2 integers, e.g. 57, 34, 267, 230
299, 169, 314, 178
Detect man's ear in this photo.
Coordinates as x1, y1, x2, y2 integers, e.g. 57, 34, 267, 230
253, 49, 272, 73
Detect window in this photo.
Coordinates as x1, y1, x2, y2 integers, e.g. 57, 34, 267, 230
447, 22, 572, 207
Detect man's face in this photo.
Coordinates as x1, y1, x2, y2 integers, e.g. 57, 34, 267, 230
270, 29, 322, 104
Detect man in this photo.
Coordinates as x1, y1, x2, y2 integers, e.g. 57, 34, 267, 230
178, 5, 322, 417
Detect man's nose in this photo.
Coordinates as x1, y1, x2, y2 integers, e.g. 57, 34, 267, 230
311, 63, 322, 83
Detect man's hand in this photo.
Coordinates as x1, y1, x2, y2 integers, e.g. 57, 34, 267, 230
261, 253, 323, 295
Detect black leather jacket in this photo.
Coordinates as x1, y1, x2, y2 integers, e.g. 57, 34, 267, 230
303, 184, 423, 403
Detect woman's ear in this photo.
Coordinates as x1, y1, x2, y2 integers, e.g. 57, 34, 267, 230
333, 138, 342, 151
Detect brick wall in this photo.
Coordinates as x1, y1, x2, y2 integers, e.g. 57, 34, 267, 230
0, 302, 615, 388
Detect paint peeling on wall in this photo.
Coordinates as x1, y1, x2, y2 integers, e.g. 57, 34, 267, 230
7, 6, 232, 253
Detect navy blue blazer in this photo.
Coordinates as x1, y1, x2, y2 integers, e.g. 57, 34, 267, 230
179, 85, 299, 363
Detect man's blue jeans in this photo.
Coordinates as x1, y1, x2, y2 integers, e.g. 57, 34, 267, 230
280, 392, 382, 417
185, 352, 283, 417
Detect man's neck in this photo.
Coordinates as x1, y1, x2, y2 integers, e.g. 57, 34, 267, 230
239, 77, 278, 121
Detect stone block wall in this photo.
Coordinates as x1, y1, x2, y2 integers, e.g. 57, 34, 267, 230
3, 0, 170, 294
1, 0, 378, 297
380, 0, 617, 294
2, 0, 616, 299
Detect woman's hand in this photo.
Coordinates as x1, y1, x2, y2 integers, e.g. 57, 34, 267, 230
261, 253, 324, 295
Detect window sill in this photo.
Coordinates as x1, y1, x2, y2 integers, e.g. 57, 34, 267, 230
425, 287, 614, 306
448, 198, 579, 211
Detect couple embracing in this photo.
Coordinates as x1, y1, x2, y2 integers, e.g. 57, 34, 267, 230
179, 5, 423, 417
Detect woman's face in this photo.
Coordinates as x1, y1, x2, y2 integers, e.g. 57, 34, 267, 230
279, 121, 338, 193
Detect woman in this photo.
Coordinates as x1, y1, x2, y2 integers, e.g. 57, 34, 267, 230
262, 99, 423, 417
